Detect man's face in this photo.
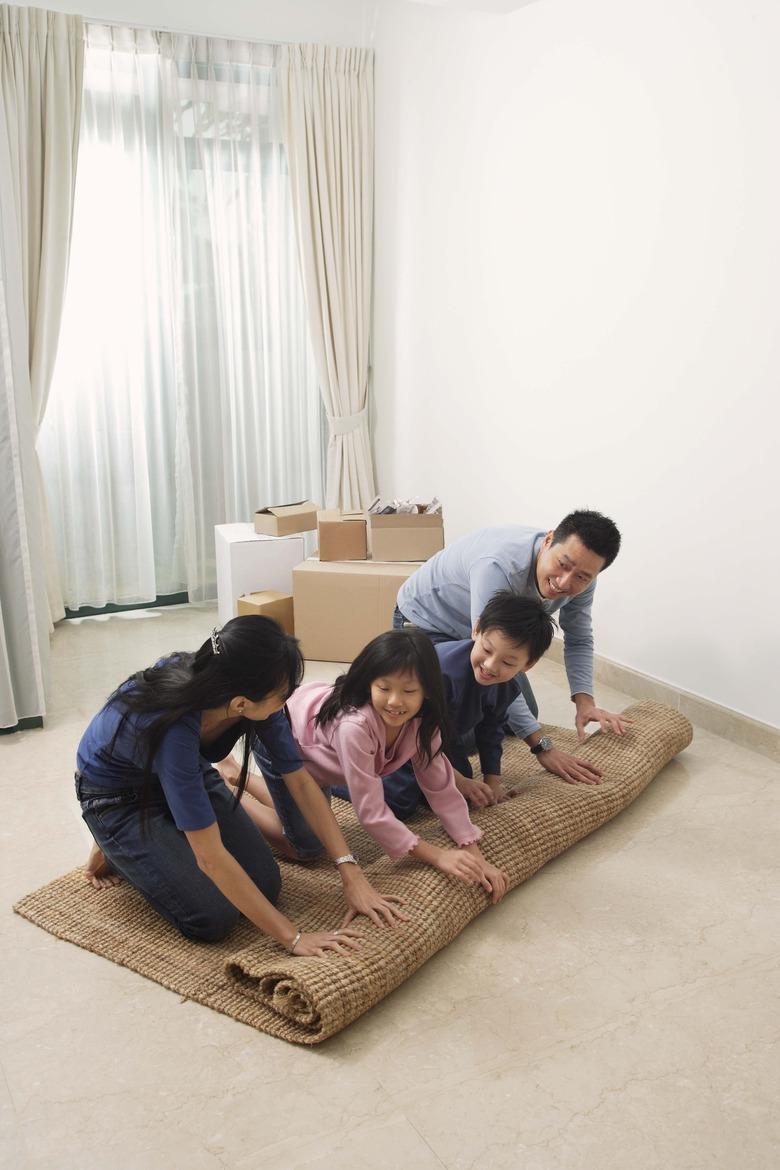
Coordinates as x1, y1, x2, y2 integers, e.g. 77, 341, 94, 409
470, 627, 535, 686
535, 532, 605, 601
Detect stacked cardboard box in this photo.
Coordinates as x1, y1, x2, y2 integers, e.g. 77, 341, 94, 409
254, 500, 319, 537
317, 510, 368, 561
293, 559, 418, 662
315, 502, 444, 563
236, 590, 295, 635
215, 523, 305, 626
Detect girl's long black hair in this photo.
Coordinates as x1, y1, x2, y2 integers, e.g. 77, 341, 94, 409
315, 628, 452, 765
105, 615, 304, 808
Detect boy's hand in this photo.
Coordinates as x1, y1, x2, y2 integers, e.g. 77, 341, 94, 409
479, 861, 509, 904
484, 775, 510, 803
454, 772, 496, 809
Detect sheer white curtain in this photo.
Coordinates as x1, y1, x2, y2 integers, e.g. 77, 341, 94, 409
39, 26, 324, 609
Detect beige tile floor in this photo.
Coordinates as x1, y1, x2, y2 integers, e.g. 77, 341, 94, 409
1, 605, 778, 1170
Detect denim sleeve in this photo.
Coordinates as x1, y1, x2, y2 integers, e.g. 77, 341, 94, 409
252, 709, 305, 776
153, 718, 217, 832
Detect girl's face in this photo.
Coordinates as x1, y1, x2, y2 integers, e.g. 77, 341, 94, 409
370, 670, 425, 732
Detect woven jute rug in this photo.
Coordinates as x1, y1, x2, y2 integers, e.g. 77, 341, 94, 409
14, 701, 691, 1045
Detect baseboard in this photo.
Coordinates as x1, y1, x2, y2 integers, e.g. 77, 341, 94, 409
0, 716, 44, 735
546, 639, 780, 765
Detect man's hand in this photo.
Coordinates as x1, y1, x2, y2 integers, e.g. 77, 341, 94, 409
454, 771, 497, 809
538, 747, 603, 786
574, 702, 632, 743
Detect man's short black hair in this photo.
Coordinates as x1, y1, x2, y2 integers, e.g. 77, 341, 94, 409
475, 592, 556, 665
552, 509, 621, 569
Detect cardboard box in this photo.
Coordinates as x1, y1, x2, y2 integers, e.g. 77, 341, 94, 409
236, 590, 295, 635
368, 505, 444, 562
293, 558, 418, 662
317, 509, 368, 562
254, 500, 320, 537
215, 523, 304, 627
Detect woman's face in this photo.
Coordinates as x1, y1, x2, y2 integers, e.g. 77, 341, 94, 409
370, 670, 425, 732
235, 687, 288, 722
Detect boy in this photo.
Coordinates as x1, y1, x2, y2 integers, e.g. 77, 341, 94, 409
334, 592, 556, 819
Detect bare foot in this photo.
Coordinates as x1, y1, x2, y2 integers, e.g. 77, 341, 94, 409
215, 755, 242, 786
85, 842, 122, 890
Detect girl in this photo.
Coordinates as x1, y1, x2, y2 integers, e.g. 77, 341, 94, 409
75, 616, 398, 957
249, 629, 509, 903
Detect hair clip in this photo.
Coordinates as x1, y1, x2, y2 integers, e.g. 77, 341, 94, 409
210, 627, 222, 656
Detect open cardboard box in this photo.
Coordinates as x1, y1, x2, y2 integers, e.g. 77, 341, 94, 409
254, 501, 320, 537
367, 503, 444, 562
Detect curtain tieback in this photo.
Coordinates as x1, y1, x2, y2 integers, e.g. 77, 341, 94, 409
327, 406, 368, 437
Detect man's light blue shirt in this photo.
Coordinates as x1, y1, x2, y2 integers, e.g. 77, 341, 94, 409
396, 526, 596, 737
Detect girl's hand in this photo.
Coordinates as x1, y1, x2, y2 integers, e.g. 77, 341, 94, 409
340, 869, 408, 928
433, 847, 487, 885
290, 927, 363, 958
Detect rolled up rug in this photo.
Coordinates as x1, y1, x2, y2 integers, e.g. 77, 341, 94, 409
14, 701, 692, 1045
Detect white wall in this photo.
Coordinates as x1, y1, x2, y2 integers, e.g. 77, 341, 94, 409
12, 0, 779, 724
371, 0, 780, 728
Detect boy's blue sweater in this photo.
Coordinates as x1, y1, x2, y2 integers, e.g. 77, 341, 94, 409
437, 639, 521, 777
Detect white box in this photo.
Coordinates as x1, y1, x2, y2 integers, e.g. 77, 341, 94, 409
215, 523, 304, 627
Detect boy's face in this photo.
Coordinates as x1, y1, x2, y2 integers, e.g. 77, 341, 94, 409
470, 626, 535, 687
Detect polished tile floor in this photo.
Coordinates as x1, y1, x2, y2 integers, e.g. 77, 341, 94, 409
1, 605, 778, 1170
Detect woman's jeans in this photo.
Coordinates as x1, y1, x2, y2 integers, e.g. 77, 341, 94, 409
76, 768, 281, 942
251, 742, 330, 860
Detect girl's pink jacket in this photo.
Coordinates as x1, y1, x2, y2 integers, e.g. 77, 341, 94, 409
286, 682, 482, 858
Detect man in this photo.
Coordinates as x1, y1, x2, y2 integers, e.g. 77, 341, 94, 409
394, 509, 627, 785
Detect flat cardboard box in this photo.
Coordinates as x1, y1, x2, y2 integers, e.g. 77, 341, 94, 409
293, 558, 418, 662
236, 590, 295, 635
254, 500, 320, 537
215, 523, 304, 627
368, 505, 444, 562
317, 509, 368, 561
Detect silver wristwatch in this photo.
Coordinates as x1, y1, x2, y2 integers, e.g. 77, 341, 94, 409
333, 853, 359, 867
530, 735, 553, 755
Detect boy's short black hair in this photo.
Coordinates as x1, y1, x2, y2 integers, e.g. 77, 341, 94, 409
475, 592, 556, 665
552, 509, 621, 569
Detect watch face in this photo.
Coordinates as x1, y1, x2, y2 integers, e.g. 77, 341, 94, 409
540, 736, 553, 751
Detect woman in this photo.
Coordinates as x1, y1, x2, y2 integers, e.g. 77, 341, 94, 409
75, 616, 400, 956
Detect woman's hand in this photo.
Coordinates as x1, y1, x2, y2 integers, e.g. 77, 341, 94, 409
290, 927, 363, 958
340, 868, 408, 928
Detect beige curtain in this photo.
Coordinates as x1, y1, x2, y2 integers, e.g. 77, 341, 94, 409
0, 4, 83, 623
278, 44, 376, 510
